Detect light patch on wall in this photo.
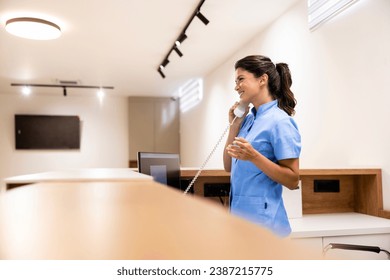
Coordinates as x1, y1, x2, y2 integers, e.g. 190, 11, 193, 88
160, 101, 177, 129
97, 89, 105, 105
308, 0, 359, 31
178, 78, 203, 113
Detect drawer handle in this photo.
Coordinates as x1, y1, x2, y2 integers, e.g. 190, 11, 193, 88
324, 243, 390, 259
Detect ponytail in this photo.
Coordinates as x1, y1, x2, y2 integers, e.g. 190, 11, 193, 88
275, 63, 296, 116
235, 55, 297, 116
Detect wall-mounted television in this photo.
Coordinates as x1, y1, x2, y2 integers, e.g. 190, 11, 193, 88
15, 114, 81, 150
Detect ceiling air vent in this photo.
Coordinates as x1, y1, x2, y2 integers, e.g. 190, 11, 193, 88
56, 79, 81, 85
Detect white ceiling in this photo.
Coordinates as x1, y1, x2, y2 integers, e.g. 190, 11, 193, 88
0, 0, 300, 98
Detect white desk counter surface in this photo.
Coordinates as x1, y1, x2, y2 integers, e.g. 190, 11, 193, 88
290, 212, 390, 238
4, 168, 153, 185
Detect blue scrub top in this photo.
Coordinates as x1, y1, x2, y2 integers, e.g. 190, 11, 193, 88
230, 100, 301, 237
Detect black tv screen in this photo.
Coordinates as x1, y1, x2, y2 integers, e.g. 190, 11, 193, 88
15, 114, 81, 150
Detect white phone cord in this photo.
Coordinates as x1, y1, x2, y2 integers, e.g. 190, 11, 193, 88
183, 116, 238, 195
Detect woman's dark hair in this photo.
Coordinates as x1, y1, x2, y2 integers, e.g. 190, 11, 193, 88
235, 55, 296, 116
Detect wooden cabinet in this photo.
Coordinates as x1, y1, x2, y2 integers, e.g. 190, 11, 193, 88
181, 168, 390, 259
128, 97, 180, 165
181, 168, 390, 219
291, 233, 390, 260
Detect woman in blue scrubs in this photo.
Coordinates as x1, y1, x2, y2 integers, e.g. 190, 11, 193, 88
224, 55, 301, 237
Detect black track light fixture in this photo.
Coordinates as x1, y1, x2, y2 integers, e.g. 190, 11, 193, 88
161, 58, 170, 68
11, 83, 114, 97
196, 11, 209, 25
175, 33, 187, 47
173, 46, 183, 57
156, 0, 209, 78
158, 68, 166, 79
158, 58, 169, 78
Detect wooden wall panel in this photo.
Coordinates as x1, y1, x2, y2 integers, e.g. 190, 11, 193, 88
301, 175, 355, 214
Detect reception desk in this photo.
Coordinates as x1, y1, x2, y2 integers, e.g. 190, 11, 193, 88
3, 168, 390, 259
0, 180, 321, 260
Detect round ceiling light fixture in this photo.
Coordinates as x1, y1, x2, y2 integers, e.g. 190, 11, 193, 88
5, 17, 61, 40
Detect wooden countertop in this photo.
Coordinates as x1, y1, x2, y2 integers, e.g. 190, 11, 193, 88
0, 181, 321, 260
180, 168, 230, 177
180, 168, 382, 177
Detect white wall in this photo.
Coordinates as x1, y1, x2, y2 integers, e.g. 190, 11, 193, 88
180, 0, 390, 210
0, 92, 129, 191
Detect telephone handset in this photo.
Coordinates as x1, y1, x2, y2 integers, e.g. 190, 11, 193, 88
233, 101, 249, 118
183, 99, 248, 195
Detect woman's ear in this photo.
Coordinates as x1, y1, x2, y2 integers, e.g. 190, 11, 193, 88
259, 74, 268, 86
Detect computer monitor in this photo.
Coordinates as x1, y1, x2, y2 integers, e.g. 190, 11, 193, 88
137, 152, 181, 190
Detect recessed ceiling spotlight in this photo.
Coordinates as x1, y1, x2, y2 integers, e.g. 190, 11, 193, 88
5, 17, 62, 40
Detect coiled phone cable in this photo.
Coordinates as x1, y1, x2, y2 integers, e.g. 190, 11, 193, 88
183, 116, 238, 195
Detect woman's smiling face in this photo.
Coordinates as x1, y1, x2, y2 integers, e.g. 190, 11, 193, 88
235, 67, 262, 103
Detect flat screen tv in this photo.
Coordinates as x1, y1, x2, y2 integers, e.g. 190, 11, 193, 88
15, 114, 81, 150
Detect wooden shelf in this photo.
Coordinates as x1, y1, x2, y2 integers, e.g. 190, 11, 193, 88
299, 169, 382, 217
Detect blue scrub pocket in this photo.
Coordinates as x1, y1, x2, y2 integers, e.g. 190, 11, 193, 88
230, 195, 272, 227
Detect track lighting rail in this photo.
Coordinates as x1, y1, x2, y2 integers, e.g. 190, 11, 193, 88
157, 0, 209, 78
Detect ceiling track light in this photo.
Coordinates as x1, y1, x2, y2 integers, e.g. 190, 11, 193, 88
173, 46, 183, 57
157, 59, 170, 79
175, 33, 187, 47
196, 11, 209, 25
11, 83, 114, 97
158, 68, 166, 79
156, 0, 209, 78
161, 59, 170, 68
